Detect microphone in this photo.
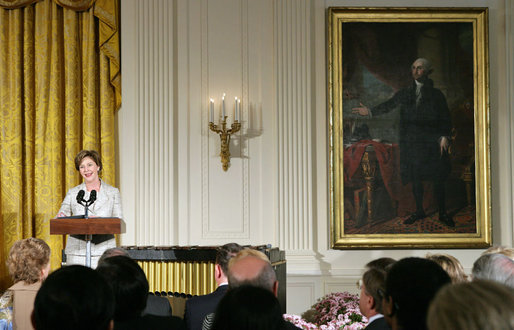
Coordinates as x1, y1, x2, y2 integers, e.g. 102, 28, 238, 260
76, 190, 85, 205
88, 190, 97, 204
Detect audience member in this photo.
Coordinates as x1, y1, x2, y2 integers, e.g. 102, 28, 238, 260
32, 265, 114, 330
227, 248, 278, 293
0, 238, 51, 330
482, 245, 514, 260
96, 256, 185, 330
184, 243, 242, 330
204, 248, 299, 330
359, 268, 390, 330
472, 252, 514, 288
365, 258, 396, 271
211, 285, 289, 330
425, 253, 468, 283
98, 248, 173, 317
381, 257, 451, 330
427, 279, 514, 330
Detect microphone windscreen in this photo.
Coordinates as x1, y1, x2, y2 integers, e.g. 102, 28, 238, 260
89, 189, 97, 203
76, 190, 85, 203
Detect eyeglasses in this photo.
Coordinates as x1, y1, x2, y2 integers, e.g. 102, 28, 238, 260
356, 279, 363, 290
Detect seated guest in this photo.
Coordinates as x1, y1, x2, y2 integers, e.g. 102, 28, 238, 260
426, 253, 468, 283
184, 243, 242, 330
211, 285, 289, 330
0, 238, 51, 330
228, 248, 278, 293
96, 256, 185, 330
203, 249, 299, 330
427, 279, 514, 330
472, 253, 514, 288
365, 258, 396, 272
98, 248, 173, 317
381, 257, 451, 330
359, 268, 390, 330
482, 245, 514, 260
32, 265, 114, 330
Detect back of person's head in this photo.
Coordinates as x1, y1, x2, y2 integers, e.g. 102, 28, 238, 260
365, 257, 396, 272
427, 279, 514, 330
32, 265, 114, 330
211, 285, 286, 330
7, 237, 50, 284
426, 253, 468, 283
227, 249, 276, 292
97, 247, 129, 266
384, 257, 451, 330
482, 245, 514, 260
472, 253, 514, 288
96, 255, 148, 321
361, 268, 387, 315
216, 243, 243, 275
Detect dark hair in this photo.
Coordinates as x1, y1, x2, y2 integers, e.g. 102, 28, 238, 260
33, 265, 114, 330
74, 150, 103, 173
97, 247, 129, 266
96, 255, 148, 321
211, 285, 286, 330
365, 257, 396, 272
216, 243, 243, 275
362, 268, 387, 314
385, 257, 451, 330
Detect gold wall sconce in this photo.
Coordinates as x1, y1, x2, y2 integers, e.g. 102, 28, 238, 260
208, 93, 241, 171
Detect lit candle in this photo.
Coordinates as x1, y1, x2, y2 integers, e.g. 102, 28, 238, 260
222, 93, 226, 119
209, 98, 214, 122
238, 98, 241, 122
235, 97, 238, 122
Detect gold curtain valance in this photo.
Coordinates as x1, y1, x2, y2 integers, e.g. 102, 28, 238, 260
0, 0, 93, 10
0, 0, 120, 108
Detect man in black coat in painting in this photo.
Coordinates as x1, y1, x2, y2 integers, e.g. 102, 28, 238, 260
353, 58, 454, 227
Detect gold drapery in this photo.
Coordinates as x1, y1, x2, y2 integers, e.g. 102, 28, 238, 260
0, 0, 120, 289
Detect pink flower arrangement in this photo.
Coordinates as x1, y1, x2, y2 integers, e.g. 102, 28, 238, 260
284, 292, 368, 330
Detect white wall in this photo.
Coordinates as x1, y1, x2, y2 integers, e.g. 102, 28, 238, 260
120, 0, 514, 315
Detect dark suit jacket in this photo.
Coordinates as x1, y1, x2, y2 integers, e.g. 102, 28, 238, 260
365, 316, 391, 330
142, 294, 173, 317
114, 314, 185, 330
184, 285, 228, 330
371, 79, 452, 184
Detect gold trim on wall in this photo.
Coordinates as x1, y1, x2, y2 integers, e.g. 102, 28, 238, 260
328, 7, 491, 249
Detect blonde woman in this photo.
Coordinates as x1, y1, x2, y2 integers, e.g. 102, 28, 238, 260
428, 279, 514, 330
426, 253, 468, 283
1, 238, 51, 330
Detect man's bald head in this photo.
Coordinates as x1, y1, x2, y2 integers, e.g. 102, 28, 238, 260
227, 249, 277, 294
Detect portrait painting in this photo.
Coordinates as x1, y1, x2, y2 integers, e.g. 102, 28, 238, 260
328, 8, 491, 248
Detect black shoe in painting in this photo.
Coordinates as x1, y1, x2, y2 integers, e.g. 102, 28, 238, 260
403, 212, 426, 224
439, 213, 455, 227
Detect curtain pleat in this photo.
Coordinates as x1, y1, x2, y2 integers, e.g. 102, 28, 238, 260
0, 0, 120, 290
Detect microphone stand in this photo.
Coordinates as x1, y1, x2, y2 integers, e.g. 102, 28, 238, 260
78, 194, 96, 267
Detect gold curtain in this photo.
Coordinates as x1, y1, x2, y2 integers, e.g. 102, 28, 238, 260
0, 0, 120, 289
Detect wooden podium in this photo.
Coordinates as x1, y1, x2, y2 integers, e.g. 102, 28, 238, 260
50, 217, 125, 267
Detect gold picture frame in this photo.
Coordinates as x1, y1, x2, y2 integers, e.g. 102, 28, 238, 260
328, 7, 490, 249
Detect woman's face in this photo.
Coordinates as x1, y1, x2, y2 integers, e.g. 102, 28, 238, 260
79, 156, 100, 184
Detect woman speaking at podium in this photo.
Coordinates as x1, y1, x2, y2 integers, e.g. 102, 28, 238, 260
56, 150, 123, 268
